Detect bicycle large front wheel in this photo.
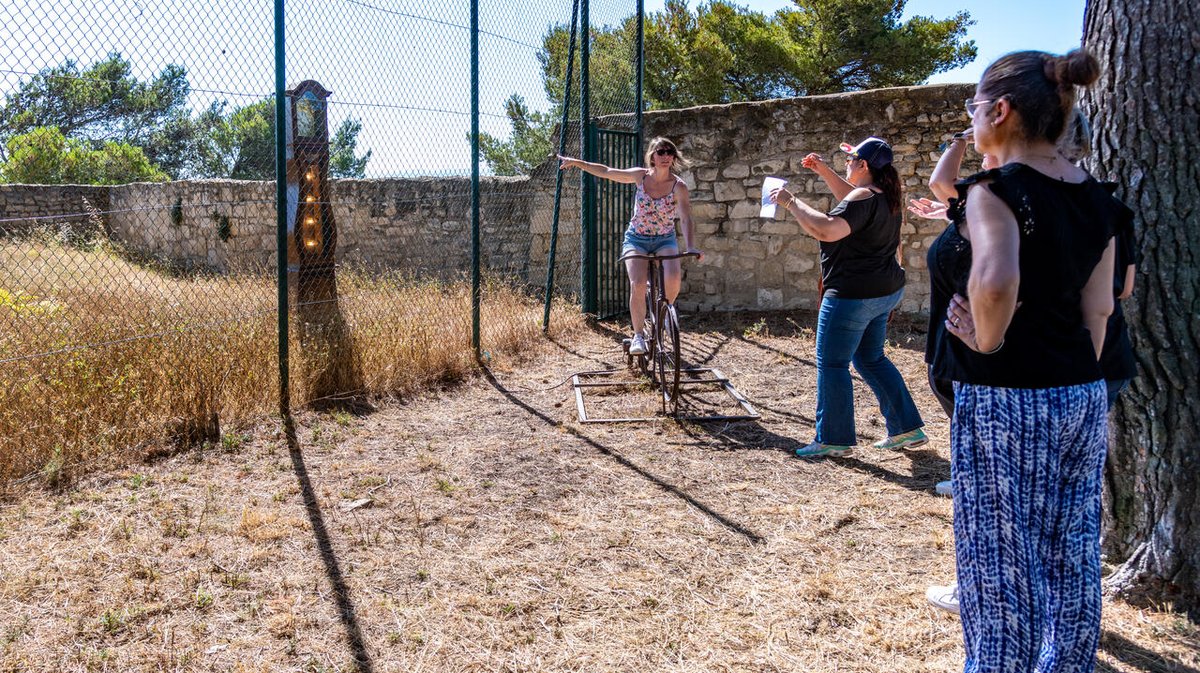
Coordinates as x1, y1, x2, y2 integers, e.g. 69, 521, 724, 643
655, 303, 682, 416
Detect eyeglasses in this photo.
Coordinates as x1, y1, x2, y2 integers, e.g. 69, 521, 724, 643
654, 147, 676, 156
965, 98, 993, 118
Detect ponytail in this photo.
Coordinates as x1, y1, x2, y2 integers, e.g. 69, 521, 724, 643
870, 164, 902, 216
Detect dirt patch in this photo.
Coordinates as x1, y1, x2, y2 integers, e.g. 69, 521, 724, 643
1, 311, 1194, 672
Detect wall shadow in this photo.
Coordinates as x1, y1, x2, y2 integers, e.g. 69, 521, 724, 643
480, 365, 765, 545
283, 414, 375, 672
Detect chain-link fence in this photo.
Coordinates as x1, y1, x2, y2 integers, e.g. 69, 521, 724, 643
0, 0, 641, 487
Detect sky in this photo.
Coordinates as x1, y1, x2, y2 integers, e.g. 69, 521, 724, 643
2, 0, 1085, 177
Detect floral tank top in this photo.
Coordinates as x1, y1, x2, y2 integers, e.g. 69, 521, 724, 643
628, 174, 682, 236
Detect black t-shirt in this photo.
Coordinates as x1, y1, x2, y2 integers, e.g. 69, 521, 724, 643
925, 163, 1131, 389
820, 191, 905, 299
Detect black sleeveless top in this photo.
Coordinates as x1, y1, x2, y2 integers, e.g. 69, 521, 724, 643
925, 163, 1132, 389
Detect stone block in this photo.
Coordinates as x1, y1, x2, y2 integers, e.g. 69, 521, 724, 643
757, 288, 783, 309
690, 202, 728, 221
729, 200, 760, 219
784, 254, 816, 273
713, 181, 744, 202
752, 160, 787, 176
722, 163, 750, 179
760, 220, 799, 236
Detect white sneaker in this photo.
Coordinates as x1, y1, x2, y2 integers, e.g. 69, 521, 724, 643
629, 334, 648, 355
926, 582, 960, 614
935, 480, 952, 497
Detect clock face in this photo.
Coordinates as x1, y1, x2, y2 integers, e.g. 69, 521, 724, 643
297, 91, 321, 137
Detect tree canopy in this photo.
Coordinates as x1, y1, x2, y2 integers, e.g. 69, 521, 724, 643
481, 0, 976, 173
0, 53, 371, 184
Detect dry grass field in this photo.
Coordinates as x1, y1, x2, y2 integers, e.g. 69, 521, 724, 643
1, 310, 1196, 672
0, 233, 576, 488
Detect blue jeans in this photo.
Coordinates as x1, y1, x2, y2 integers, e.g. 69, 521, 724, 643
622, 229, 678, 256
815, 287, 924, 445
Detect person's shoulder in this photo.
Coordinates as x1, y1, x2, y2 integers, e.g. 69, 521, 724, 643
844, 186, 876, 202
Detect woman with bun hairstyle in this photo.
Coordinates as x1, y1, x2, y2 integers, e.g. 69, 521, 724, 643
933, 49, 1131, 672
769, 138, 926, 458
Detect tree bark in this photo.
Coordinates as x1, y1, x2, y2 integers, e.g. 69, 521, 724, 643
1081, 0, 1200, 616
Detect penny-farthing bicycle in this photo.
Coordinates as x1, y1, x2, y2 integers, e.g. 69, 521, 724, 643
617, 251, 698, 416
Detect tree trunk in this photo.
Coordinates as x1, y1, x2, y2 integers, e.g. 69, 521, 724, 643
1081, 0, 1200, 616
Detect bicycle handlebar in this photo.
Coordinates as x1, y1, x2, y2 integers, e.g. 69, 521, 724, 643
617, 251, 700, 264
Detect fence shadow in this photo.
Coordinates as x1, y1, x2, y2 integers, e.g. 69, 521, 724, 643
284, 414, 375, 673
480, 364, 765, 545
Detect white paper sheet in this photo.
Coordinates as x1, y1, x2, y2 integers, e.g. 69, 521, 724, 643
760, 176, 788, 218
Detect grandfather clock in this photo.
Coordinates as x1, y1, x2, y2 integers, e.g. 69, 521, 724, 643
285, 80, 361, 406
286, 80, 337, 301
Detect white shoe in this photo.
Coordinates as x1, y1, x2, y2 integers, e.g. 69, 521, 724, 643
926, 582, 960, 614
935, 480, 952, 497
629, 334, 648, 355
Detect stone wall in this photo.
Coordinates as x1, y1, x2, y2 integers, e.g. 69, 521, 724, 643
101, 177, 541, 278
0, 184, 110, 235
0, 83, 981, 315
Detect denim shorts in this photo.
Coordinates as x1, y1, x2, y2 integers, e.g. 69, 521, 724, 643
622, 229, 678, 256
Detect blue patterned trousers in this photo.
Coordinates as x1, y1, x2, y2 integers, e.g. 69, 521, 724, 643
951, 381, 1108, 673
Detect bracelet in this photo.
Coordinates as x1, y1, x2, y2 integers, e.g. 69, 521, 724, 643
979, 338, 1004, 355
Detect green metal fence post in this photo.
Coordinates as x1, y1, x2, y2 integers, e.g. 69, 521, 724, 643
636, 0, 644, 147
579, 0, 595, 315
470, 0, 481, 357
542, 0, 581, 333
274, 0, 290, 417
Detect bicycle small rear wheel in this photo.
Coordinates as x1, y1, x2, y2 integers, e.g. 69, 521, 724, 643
655, 303, 682, 416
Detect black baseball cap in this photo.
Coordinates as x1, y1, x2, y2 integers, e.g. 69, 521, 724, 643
839, 137, 893, 169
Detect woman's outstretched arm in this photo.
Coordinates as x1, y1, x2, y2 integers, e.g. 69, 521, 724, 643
558, 155, 646, 184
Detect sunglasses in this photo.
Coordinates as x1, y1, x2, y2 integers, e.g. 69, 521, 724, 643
654, 147, 676, 156
965, 97, 994, 118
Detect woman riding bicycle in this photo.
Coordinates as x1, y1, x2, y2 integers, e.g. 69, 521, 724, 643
558, 137, 704, 355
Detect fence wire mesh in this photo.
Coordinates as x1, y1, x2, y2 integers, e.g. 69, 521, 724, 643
0, 1, 280, 486
0, 0, 639, 486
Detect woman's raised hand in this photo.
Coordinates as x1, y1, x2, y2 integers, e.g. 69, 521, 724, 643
557, 155, 578, 170
907, 197, 949, 221
800, 153, 825, 171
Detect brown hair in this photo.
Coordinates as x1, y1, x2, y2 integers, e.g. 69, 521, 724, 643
644, 137, 690, 172
869, 164, 902, 216
978, 49, 1100, 144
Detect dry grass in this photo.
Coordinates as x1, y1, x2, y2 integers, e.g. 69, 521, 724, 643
0, 233, 581, 489
0, 311, 1194, 672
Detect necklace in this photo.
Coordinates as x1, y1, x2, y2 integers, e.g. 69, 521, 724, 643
1005, 150, 1060, 165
